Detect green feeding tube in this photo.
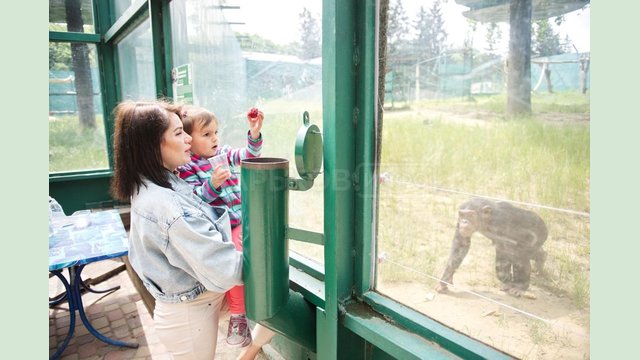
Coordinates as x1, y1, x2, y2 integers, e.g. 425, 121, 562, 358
240, 112, 322, 351
241, 157, 290, 321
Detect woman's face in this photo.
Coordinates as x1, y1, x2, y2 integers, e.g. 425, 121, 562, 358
161, 112, 192, 171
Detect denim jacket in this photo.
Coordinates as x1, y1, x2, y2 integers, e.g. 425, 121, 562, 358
128, 171, 242, 304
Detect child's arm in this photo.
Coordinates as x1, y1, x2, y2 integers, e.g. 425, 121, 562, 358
226, 133, 263, 168
247, 108, 264, 140
227, 108, 265, 167
177, 163, 203, 186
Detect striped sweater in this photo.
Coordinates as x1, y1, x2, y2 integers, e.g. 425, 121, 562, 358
177, 131, 262, 228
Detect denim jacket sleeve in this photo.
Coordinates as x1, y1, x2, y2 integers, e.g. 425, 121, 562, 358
164, 210, 243, 293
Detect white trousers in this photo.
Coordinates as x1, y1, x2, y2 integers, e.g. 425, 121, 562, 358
154, 291, 275, 359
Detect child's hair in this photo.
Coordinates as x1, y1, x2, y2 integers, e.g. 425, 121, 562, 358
181, 105, 218, 135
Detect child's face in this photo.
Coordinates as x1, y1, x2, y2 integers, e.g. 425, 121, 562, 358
190, 120, 219, 158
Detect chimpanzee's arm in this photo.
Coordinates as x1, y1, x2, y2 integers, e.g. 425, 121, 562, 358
435, 231, 471, 292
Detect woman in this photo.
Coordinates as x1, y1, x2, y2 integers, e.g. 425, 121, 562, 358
110, 100, 270, 359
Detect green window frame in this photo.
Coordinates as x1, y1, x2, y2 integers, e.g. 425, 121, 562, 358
49, 0, 171, 213
48, 0, 517, 358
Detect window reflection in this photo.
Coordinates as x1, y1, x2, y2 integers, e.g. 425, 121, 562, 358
170, 0, 323, 262
117, 18, 156, 100
169, 0, 324, 264
49, 0, 95, 33
113, 0, 134, 20
49, 42, 108, 172
376, 1, 590, 358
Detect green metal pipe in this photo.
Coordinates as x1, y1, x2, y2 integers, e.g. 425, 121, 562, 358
260, 289, 317, 353
241, 158, 290, 321
241, 157, 318, 352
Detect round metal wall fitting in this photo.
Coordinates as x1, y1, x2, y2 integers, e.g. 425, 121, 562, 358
294, 111, 323, 181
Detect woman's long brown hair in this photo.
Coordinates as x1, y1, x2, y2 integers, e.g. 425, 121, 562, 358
110, 100, 184, 201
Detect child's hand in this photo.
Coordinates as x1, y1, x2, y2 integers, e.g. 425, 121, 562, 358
247, 107, 263, 140
209, 165, 231, 189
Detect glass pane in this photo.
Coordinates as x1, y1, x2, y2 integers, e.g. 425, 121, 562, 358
114, 0, 134, 20
170, 0, 324, 264
117, 18, 157, 100
376, 1, 590, 358
49, 0, 95, 33
49, 42, 108, 172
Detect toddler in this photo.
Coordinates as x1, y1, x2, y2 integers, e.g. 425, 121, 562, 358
177, 105, 263, 348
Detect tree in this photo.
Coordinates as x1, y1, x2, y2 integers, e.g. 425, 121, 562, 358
65, 0, 96, 129
462, 19, 479, 98
532, 19, 564, 57
531, 19, 566, 93
379, 0, 390, 110
417, 0, 447, 59
413, 1, 448, 94
386, 0, 412, 101
506, 0, 532, 116
387, 0, 410, 58
50, 42, 72, 71
485, 22, 503, 53
299, 8, 321, 60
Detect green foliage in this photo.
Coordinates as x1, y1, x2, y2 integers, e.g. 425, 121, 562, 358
382, 98, 589, 210
49, 115, 109, 172
412, 0, 448, 93
236, 32, 300, 55
385, 0, 418, 103
298, 8, 321, 60
484, 22, 502, 53
49, 41, 98, 71
390, 120, 584, 209
387, 0, 411, 56
423, 91, 590, 117
533, 19, 565, 57
50, 42, 72, 71
413, 0, 447, 60
532, 91, 590, 114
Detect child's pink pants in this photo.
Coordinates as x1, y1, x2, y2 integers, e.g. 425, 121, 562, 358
226, 225, 245, 314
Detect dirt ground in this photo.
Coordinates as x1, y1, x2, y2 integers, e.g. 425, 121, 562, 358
377, 273, 589, 360
376, 187, 590, 359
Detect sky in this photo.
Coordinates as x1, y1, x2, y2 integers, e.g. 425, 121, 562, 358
226, 0, 590, 54
226, 0, 321, 45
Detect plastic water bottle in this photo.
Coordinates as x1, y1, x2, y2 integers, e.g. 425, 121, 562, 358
49, 197, 65, 236
49, 196, 66, 217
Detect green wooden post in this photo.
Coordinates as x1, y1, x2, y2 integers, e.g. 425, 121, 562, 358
354, 0, 378, 300
321, 0, 358, 358
149, 0, 173, 98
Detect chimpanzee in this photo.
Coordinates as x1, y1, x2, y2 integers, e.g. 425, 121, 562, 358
435, 197, 548, 297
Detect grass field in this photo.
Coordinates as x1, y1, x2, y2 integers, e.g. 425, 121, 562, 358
49, 114, 109, 172
376, 92, 590, 359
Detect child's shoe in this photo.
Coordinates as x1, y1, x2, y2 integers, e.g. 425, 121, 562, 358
227, 314, 252, 347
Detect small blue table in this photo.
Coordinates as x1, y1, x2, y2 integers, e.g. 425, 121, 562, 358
49, 210, 138, 359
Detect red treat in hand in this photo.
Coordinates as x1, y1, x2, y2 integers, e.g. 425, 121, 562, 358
248, 107, 259, 119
